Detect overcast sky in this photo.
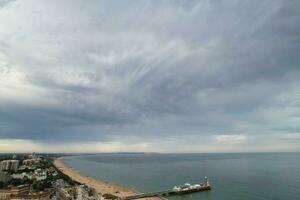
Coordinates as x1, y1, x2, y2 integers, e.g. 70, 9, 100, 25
0, 0, 299, 153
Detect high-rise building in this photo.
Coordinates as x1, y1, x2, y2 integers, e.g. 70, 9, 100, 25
29, 152, 37, 159
0, 160, 20, 172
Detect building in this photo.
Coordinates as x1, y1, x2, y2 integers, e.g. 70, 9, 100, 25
22, 159, 36, 166
23, 157, 41, 166
0, 160, 19, 172
76, 185, 89, 200
11, 191, 50, 200
52, 179, 69, 189
0, 185, 30, 200
9, 185, 30, 196
28, 152, 37, 159
11, 172, 34, 180
0, 172, 11, 183
34, 169, 47, 181
11, 169, 47, 181
56, 187, 76, 200
0, 185, 50, 200
0, 188, 11, 200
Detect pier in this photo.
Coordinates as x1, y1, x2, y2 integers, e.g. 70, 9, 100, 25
122, 190, 172, 200
122, 186, 211, 200
121, 177, 211, 200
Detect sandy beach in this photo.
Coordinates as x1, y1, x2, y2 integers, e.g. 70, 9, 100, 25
53, 157, 160, 200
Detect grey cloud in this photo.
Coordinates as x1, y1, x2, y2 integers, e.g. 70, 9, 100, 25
0, 0, 300, 151
0, 0, 15, 8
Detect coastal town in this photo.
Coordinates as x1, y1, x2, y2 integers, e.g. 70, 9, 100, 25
0, 153, 211, 200
0, 153, 115, 200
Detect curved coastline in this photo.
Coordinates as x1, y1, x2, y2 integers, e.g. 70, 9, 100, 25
53, 157, 159, 200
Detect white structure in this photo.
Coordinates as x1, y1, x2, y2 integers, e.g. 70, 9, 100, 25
0, 160, 19, 172
94, 193, 105, 200
29, 152, 37, 159
34, 169, 47, 180
172, 178, 211, 193
76, 185, 88, 200
11, 169, 47, 181
204, 176, 210, 187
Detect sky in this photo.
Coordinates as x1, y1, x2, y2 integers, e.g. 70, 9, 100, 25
0, 0, 300, 153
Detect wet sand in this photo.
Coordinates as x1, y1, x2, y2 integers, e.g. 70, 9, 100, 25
53, 157, 160, 200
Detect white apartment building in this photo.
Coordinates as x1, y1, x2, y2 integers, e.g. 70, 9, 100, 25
0, 160, 20, 172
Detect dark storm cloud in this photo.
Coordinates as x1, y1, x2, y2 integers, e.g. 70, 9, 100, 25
0, 0, 300, 151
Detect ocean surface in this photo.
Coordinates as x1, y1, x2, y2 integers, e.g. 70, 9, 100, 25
63, 153, 300, 200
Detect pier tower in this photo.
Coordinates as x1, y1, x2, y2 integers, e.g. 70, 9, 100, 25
204, 177, 210, 187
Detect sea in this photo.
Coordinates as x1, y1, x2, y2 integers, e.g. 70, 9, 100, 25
62, 153, 300, 200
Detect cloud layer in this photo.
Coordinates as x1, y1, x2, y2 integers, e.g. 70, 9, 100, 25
0, 0, 300, 152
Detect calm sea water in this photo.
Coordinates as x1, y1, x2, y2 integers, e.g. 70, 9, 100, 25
63, 153, 300, 200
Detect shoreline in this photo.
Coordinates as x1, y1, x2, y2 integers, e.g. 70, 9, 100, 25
53, 157, 160, 200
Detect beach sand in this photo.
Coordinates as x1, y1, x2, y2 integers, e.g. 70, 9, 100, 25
53, 157, 160, 200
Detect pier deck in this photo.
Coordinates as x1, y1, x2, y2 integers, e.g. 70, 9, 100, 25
122, 190, 171, 200
122, 186, 211, 200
